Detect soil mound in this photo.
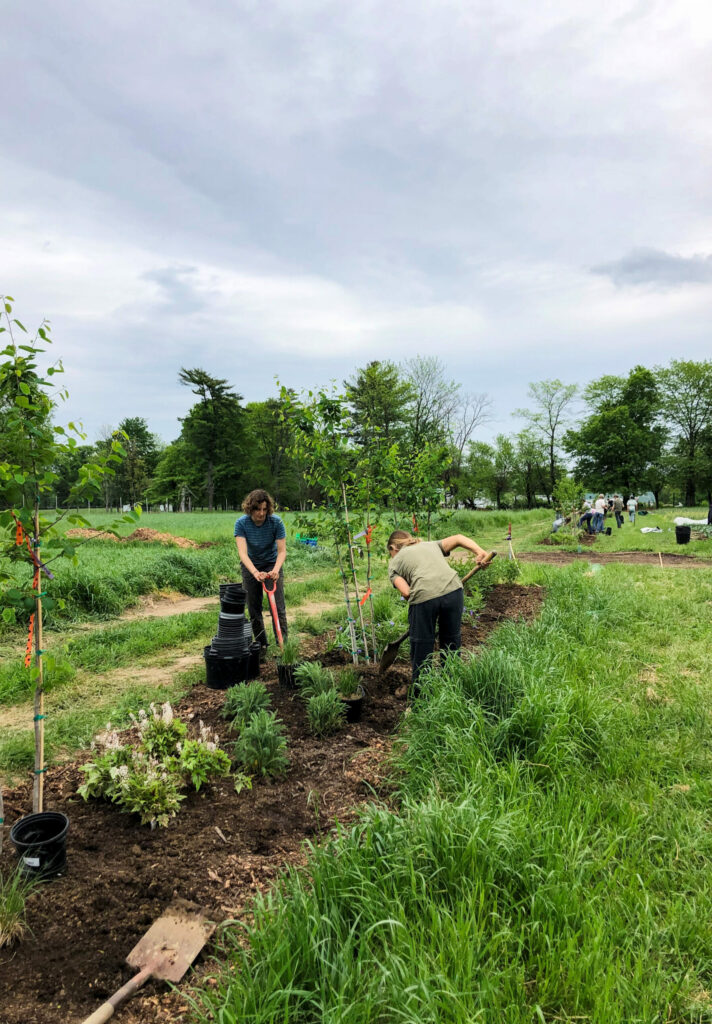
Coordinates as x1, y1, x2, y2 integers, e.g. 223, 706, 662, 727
66, 527, 208, 549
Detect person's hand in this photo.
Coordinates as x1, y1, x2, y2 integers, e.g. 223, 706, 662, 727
254, 570, 267, 581
266, 568, 280, 581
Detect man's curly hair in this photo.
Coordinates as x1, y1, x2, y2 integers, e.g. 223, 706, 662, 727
242, 489, 275, 516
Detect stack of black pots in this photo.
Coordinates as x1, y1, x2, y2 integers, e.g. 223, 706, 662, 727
204, 583, 261, 688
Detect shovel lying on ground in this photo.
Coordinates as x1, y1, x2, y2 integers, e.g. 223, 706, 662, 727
379, 552, 497, 674
81, 899, 215, 1024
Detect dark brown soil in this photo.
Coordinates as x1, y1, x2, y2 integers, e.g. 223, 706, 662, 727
518, 550, 712, 567
0, 584, 543, 1024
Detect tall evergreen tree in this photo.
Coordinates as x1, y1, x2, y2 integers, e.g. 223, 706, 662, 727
178, 368, 245, 511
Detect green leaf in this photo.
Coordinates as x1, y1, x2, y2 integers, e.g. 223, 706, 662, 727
2, 607, 16, 624
4, 303, 12, 313
13, 319, 27, 332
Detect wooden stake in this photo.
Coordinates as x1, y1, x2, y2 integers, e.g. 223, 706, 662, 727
334, 538, 358, 665
341, 483, 370, 663
658, 552, 664, 568
32, 505, 45, 815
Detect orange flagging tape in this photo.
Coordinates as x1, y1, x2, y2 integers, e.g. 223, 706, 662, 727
359, 587, 372, 607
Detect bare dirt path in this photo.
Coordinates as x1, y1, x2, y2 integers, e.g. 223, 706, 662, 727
515, 551, 712, 568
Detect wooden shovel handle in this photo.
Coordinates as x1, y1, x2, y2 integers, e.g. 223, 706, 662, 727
461, 551, 497, 584
81, 965, 152, 1024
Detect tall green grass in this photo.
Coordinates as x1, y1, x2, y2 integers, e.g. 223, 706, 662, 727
191, 565, 712, 1023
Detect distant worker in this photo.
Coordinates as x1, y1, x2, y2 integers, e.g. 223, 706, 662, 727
612, 494, 624, 529
234, 489, 287, 656
627, 495, 638, 523
387, 530, 495, 695
591, 494, 606, 533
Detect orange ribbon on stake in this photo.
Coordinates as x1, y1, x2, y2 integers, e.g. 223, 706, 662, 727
359, 587, 372, 607
14, 515, 40, 667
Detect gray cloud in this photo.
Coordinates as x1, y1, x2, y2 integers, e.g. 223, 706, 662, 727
592, 248, 712, 288
1, 1, 712, 445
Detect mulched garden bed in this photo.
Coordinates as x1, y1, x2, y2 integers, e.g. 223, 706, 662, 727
0, 583, 543, 1024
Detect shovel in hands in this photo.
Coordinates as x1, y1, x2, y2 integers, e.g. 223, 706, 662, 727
81, 899, 215, 1024
379, 552, 497, 674
262, 577, 284, 652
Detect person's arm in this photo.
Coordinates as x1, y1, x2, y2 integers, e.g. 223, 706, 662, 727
439, 534, 489, 563
236, 535, 266, 581
391, 574, 410, 599
266, 537, 287, 580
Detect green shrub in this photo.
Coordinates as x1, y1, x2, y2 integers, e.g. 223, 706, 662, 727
134, 703, 187, 759
233, 710, 288, 777
294, 661, 336, 698
277, 635, 301, 666
178, 737, 231, 791
336, 667, 361, 698
307, 690, 346, 737
221, 682, 272, 728
78, 705, 231, 826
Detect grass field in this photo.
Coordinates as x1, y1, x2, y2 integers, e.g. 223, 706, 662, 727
3, 506, 712, 1019
192, 563, 712, 1023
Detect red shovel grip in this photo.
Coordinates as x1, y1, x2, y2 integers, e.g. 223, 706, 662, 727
262, 578, 284, 650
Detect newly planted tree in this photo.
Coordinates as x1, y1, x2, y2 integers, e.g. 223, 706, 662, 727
0, 295, 135, 818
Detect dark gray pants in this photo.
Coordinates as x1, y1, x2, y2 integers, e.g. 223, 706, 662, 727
241, 566, 288, 648
408, 587, 464, 685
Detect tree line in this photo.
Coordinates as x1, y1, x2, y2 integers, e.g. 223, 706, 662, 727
8, 356, 712, 512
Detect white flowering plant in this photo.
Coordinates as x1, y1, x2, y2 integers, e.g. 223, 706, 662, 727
78, 705, 237, 827
132, 703, 187, 760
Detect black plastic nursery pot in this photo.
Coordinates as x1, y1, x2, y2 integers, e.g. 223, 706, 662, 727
676, 525, 691, 545
204, 646, 252, 689
11, 811, 69, 878
219, 582, 247, 615
247, 642, 261, 681
277, 663, 296, 688
341, 685, 366, 723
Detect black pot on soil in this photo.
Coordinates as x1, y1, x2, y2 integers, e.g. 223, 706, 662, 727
248, 642, 261, 681
341, 685, 366, 723
277, 663, 296, 688
675, 525, 691, 545
204, 646, 252, 689
11, 811, 69, 878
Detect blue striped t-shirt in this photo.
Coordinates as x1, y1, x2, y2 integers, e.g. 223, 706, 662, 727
234, 514, 286, 570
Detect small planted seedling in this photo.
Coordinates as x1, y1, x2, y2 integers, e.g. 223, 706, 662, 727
0, 868, 37, 949
294, 661, 336, 699
277, 634, 301, 666
336, 667, 361, 699
307, 690, 346, 738
222, 682, 271, 728
276, 634, 301, 686
233, 710, 289, 778
132, 703, 187, 759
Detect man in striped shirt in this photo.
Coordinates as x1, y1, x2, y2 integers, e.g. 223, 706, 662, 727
234, 489, 288, 654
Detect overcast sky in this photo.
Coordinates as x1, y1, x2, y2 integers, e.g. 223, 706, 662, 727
2, 0, 711, 445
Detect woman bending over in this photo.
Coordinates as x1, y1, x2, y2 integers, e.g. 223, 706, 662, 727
387, 530, 495, 692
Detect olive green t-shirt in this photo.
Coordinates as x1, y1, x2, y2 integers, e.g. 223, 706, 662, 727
388, 541, 463, 606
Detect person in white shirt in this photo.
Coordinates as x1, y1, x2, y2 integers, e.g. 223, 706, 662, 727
592, 494, 607, 533
626, 496, 637, 523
